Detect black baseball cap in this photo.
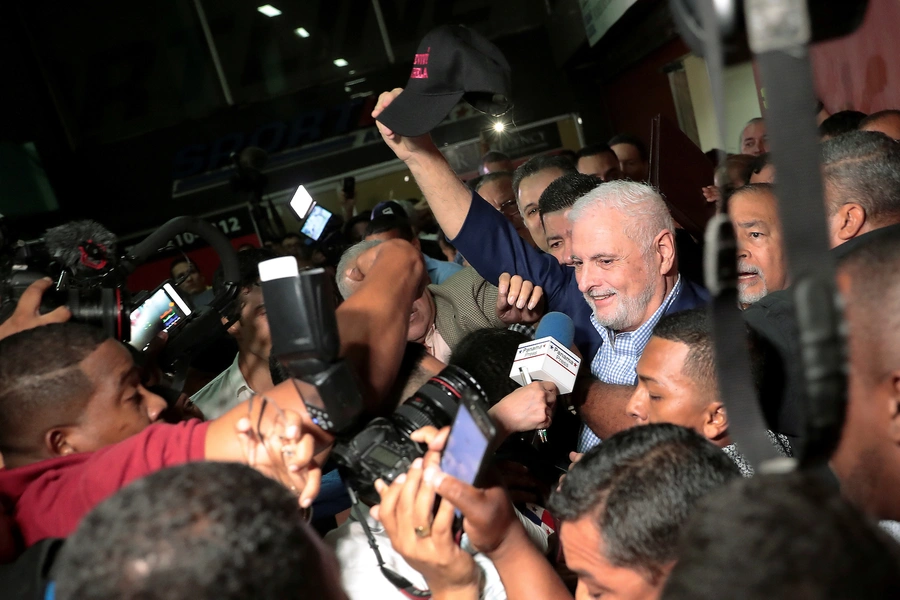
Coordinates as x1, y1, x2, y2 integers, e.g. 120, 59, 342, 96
377, 24, 512, 137
371, 200, 408, 220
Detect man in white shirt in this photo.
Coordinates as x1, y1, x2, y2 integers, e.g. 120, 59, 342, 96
191, 248, 277, 418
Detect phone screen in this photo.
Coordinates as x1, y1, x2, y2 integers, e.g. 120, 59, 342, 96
440, 401, 491, 486
300, 205, 333, 241
128, 283, 192, 350
289, 185, 315, 220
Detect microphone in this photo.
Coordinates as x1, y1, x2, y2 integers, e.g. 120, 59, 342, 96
509, 312, 582, 443
44, 220, 117, 276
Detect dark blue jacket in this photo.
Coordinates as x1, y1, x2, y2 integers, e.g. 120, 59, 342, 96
452, 192, 710, 360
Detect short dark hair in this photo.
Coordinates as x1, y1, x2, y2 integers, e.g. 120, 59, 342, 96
819, 110, 868, 139
0, 323, 109, 454
859, 109, 900, 131
54, 462, 340, 600
821, 130, 900, 224
837, 230, 900, 376
661, 472, 900, 600
652, 309, 716, 395
746, 152, 772, 179
549, 424, 740, 583
213, 247, 279, 296
511, 154, 576, 197
169, 256, 193, 278
538, 172, 602, 221
449, 328, 530, 406
364, 217, 415, 242
481, 151, 511, 165
575, 143, 617, 162
474, 171, 512, 193
608, 134, 648, 161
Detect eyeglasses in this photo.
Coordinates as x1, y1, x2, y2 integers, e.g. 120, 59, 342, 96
498, 199, 520, 219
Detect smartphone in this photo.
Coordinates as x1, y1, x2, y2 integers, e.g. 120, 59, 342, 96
440, 392, 496, 489
289, 185, 315, 221
128, 282, 192, 350
342, 176, 356, 199
300, 205, 334, 241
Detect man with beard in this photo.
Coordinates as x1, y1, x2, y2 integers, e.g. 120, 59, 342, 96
372, 90, 709, 452
727, 184, 789, 308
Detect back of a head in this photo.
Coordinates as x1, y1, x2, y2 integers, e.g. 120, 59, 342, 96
859, 109, 900, 139
538, 172, 602, 219
568, 180, 675, 250
54, 462, 344, 600
449, 328, 529, 405
576, 143, 617, 162
335, 239, 383, 299
819, 110, 868, 139
549, 424, 740, 582
652, 309, 716, 394
474, 170, 512, 193
837, 231, 900, 373
608, 134, 648, 161
364, 216, 415, 242
662, 471, 900, 600
0, 323, 109, 456
821, 130, 900, 226
511, 154, 576, 196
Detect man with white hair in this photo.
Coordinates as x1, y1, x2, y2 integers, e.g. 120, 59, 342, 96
371, 89, 709, 450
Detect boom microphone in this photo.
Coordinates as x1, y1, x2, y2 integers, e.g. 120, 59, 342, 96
44, 220, 117, 277
509, 312, 582, 442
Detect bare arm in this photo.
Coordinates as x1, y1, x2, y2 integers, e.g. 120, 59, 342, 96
205, 240, 426, 504
372, 90, 473, 239
576, 380, 637, 440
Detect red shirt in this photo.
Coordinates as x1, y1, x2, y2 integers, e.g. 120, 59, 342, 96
0, 419, 210, 561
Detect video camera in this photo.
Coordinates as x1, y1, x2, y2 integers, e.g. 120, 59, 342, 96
259, 257, 489, 505
0, 215, 241, 371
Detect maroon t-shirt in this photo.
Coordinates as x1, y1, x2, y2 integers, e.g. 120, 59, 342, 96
0, 419, 210, 560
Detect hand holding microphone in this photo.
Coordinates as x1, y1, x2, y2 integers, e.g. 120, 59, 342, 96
509, 312, 582, 443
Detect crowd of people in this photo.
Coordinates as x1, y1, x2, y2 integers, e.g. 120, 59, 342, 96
1, 40, 900, 600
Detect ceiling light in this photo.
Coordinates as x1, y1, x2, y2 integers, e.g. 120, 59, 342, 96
349, 69, 357, 75
404, 175, 410, 182
257, 5, 282, 17
493, 122, 505, 132
577, 117, 583, 125
294, 27, 310, 38
333, 58, 349, 67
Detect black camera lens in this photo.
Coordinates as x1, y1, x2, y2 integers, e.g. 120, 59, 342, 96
66, 288, 129, 341
392, 364, 487, 435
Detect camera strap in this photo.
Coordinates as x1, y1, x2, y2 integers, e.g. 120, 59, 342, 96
346, 485, 433, 599
697, 0, 786, 471
744, 0, 847, 468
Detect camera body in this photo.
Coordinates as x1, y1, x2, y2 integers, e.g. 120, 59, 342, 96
331, 365, 488, 506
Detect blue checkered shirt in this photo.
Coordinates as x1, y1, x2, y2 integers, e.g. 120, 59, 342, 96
577, 276, 684, 452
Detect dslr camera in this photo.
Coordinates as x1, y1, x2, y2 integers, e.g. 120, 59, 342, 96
260, 258, 489, 505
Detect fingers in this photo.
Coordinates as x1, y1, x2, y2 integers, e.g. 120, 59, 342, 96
568, 452, 584, 467
17, 278, 54, 314
498, 272, 511, 298
527, 285, 543, 311
374, 472, 405, 532
516, 280, 533, 310
410, 425, 450, 452
427, 469, 479, 517
372, 88, 404, 118
298, 463, 321, 509
37, 304, 72, 325
430, 493, 457, 547
506, 275, 523, 306
410, 458, 437, 532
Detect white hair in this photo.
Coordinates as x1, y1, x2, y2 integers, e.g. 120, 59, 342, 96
335, 239, 382, 299
567, 180, 675, 253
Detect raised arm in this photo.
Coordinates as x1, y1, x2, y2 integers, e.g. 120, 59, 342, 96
373, 89, 473, 239
373, 90, 570, 302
